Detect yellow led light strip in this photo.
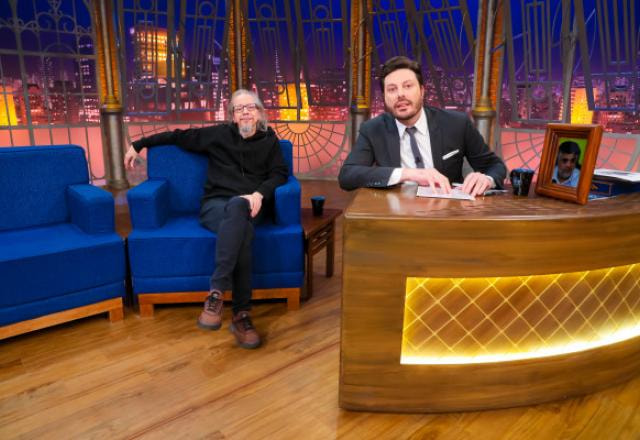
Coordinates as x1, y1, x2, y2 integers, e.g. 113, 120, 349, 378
401, 263, 640, 365
401, 322, 640, 365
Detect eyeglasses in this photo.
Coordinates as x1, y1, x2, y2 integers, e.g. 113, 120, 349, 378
233, 103, 258, 113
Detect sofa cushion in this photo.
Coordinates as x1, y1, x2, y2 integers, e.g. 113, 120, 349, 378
127, 215, 303, 281
0, 145, 89, 231
0, 223, 125, 307
147, 146, 207, 215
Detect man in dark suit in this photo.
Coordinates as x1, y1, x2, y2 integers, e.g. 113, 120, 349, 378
339, 56, 506, 196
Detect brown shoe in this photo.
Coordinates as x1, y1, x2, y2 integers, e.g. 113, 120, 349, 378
229, 311, 261, 349
197, 291, 223, 330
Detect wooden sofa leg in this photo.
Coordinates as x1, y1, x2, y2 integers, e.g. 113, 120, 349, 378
139, 303, 155, 318
287, 288, 301, 311
109, 306, 124, 322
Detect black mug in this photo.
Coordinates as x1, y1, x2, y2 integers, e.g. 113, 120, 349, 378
311, 196, 325, 216
509, 168, 535, 196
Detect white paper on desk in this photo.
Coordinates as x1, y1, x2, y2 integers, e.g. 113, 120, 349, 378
416, 185, 475, 200
594, 168, 640, 183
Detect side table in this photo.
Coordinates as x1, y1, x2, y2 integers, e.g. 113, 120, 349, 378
301, 207, 342, 299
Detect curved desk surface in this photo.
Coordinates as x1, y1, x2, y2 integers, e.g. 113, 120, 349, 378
340, 187, 640, 412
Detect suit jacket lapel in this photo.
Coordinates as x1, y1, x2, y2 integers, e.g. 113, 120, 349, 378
426, 106, 444, 171
383, 113, 401, 167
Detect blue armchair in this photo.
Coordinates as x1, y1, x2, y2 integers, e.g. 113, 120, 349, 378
0, 145, 125, 339
126, 140, 304, 316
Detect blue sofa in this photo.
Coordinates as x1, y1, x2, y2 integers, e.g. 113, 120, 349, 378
126, 140, 304, 316
0, 145, 126, 339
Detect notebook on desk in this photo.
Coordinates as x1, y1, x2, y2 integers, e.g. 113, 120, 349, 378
590, 169, 640, 198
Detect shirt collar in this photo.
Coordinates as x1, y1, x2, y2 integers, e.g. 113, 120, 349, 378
553, 166, 580, 185
395, 108, 428, 137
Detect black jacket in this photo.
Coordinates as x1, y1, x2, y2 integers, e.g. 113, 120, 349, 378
133, 124, 289, 201
338, 106, 506, 190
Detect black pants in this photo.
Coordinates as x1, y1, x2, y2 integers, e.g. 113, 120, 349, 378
199, 196, 269, 314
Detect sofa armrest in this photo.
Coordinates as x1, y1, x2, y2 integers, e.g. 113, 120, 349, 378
126, 180, 170, 229
67, 184, 115, 234
274, 176, 301, 226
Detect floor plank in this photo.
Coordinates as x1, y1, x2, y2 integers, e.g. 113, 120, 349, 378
1, 180, 639, 439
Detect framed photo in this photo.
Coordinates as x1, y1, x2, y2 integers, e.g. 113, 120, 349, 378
535, 123, 603, 205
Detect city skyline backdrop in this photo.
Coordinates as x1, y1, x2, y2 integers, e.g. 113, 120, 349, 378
0, 0, 638, 181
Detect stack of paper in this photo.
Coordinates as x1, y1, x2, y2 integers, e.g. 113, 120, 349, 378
593, 169, 640, 183
416, 186, 475, 201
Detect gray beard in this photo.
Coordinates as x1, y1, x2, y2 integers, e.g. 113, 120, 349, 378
238, 122, 256, 138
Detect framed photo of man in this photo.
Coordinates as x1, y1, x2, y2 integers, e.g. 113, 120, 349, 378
535, 123, 603, 205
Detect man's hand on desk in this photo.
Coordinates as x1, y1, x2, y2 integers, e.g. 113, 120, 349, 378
461, 172, 493, 197
401, 168, 452, 193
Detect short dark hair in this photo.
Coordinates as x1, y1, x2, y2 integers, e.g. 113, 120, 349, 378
379, 56, 423, 91
558, 140, 581, 157
558, 140, 581, 167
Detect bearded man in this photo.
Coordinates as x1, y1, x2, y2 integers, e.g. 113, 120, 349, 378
124, 89, 288, 349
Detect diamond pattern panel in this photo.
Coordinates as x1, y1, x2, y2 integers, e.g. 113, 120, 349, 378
402, 264, 640, 360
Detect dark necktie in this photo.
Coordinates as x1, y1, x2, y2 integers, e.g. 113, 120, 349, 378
406, 126, 424, 168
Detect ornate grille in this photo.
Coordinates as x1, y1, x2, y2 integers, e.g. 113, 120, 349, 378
244, 0, 350, 178
117, 0, 230, 119
0, 0, 103, 180
245, 0, 297, 112
503, 0, 566, 124
117, 0, 174, 117
499, 0, 640, 170
176, 0, 230, 119
575, 0, 639, 113
410, 0, 475, 111
367, 0, 476, 114
296, 0, 348, 109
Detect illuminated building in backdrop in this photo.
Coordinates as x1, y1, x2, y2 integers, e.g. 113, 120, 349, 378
133, 24, 169, 79
0, 86, 18, 126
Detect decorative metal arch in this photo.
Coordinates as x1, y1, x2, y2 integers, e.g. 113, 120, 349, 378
575, 0, 639, 113
503, 0, 567, 124
366, 0, 476, 114
0, 0, 103, 180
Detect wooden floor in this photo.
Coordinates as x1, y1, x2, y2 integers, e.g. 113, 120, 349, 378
2, 180, 640, 439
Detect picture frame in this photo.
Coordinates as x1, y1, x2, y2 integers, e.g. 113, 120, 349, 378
535, 123, 603, 205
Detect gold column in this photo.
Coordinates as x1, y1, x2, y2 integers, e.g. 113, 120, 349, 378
472, 0, 503, 148
350, 0, 371, 147
561, 0, 577, 123
92, 0, 128, 189
228, 0, 248, 92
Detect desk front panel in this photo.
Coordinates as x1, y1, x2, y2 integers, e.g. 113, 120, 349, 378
340, 190, 640, 412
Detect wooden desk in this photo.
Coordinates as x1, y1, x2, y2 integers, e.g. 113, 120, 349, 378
301, 208, 342, 299
340, 186, 640, 412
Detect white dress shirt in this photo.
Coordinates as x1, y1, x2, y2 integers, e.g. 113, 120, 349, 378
386, 108, 495, 189
388, 109, 432, 185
